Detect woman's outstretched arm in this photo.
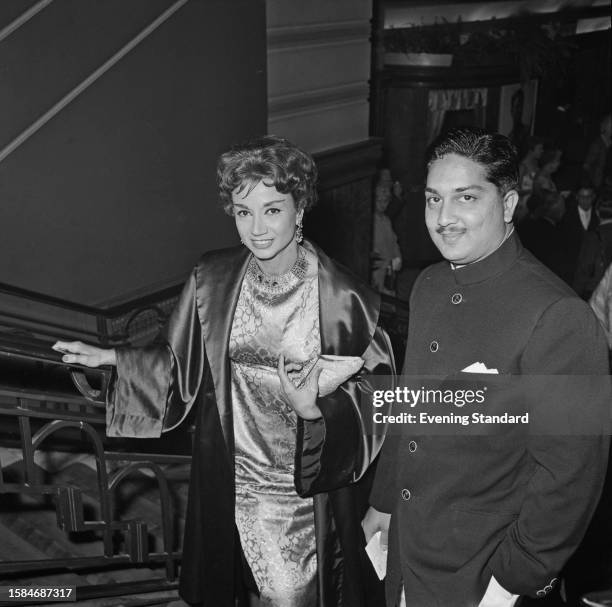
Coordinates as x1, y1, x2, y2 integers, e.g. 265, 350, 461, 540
52, 269, 204, 438
52, 341, 117, 367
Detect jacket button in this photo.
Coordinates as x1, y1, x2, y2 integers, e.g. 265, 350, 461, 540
409, 441, 417, 452
451, 293, 463, 304
430, 341, 439, 352
401, 488, 411, 501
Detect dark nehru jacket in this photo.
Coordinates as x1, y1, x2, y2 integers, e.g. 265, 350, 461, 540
371, 231, 610, 606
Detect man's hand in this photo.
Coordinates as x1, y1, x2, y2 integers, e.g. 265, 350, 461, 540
277, 353, 323, 420
362, 506, 391, 548
52, 341, 116, 368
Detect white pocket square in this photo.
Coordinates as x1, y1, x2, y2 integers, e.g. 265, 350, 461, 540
462, 361, 498, 374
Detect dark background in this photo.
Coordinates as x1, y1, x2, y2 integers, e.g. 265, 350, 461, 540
0, 0, 267, 306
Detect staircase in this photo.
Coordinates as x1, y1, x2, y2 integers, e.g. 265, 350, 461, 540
0, 331, 191, 607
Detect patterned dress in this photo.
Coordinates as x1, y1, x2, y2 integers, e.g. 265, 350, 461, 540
229, 246, 320, 606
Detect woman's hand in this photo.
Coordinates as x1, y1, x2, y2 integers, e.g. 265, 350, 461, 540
277, 353, 323, 420
362, 506, 391, 548
52, 341, 117, 368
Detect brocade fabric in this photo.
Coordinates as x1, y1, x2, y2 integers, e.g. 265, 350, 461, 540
107, 240, 395, 607
230, 247, 319, 606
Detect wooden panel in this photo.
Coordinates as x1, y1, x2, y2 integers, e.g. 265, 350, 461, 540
268, 41, 371, 97
266, 0, 373, 153
269, 103, 370, 155
384, 86, 429, 184
306, 139, 383, 280
267, 0, 372, 28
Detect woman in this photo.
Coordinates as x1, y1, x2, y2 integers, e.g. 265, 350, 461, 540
53, 136, 394, 607
533, 148, 561, 198
515, 136, 543, 222
371, 182, 402, 296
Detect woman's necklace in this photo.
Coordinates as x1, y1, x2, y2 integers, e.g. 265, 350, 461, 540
246, 246, 308, 293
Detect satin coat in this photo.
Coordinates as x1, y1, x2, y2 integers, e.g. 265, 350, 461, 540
106, 240, 395, 606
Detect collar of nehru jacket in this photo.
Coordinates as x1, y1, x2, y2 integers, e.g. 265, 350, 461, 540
451, 228, 522, 286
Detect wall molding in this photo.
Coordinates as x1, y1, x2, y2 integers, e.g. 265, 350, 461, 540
268, 82, 369, 119
267, 19, 371, 52
0, 0, 54, 44
306, 137, 383, 280
314, 137, 383, 190
268, 98, 367, 124
0, 0, 191, 165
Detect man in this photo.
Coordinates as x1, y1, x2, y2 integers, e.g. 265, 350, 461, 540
583, 114, 611, 192
507, 88, 529, 157
515, 136, 544, 223
363, 127, 610, 607
561, 184, 603, 298
560, 183, 599, 247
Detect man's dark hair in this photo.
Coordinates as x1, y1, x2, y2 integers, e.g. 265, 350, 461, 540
427, 127, 519, 194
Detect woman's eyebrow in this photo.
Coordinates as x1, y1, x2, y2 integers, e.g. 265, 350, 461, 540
232, 199, 287, 209
262, 199, 288, 206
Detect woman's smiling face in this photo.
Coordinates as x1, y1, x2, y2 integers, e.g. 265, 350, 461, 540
232, 180, 302, 274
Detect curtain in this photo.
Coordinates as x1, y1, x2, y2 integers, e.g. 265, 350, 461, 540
427, 88, 488, 143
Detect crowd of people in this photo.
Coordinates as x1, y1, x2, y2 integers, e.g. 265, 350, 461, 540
515, 115, 612, 353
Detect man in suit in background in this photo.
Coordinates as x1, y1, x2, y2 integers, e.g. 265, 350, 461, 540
560, 183, 600, 287
363, 127, 610, 607
584, 113, 611, 193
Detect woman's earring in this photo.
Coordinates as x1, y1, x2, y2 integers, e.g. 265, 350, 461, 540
295, 220, 303, 244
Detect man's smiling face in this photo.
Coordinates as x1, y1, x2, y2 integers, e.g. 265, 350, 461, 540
425, 153, 517, 265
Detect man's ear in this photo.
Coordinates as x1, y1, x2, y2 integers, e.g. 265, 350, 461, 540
503, 190, 519, 223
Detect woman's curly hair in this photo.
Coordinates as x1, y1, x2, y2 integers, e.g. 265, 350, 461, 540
217, 135, 318, 215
